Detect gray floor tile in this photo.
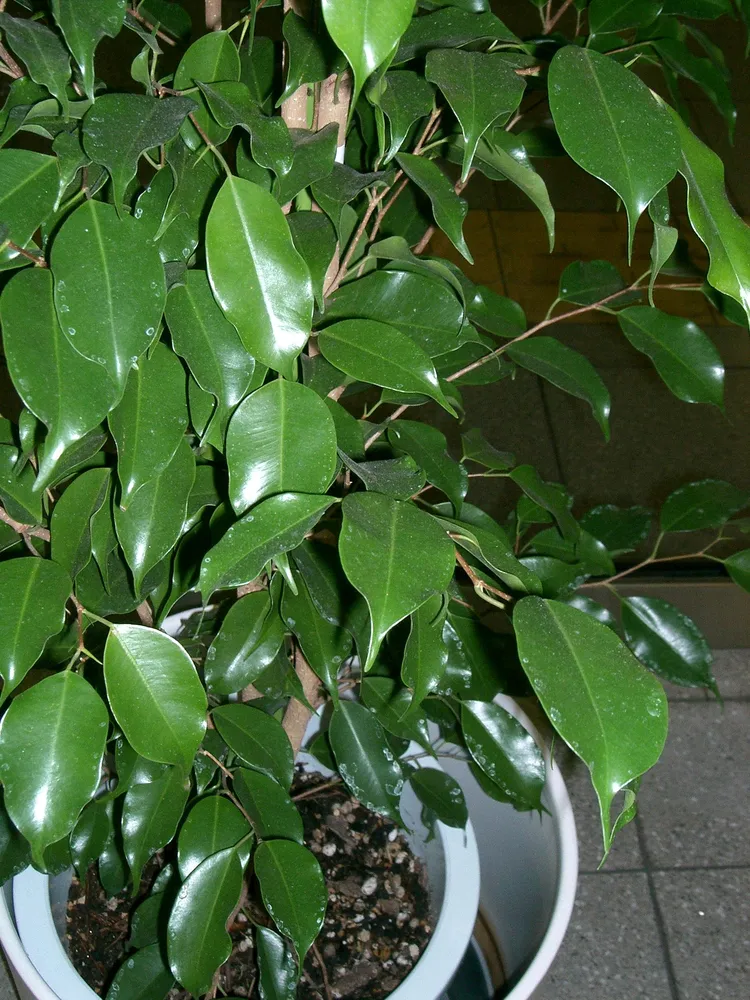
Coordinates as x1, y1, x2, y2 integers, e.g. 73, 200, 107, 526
530, 873, 673, 1000
653, 869, 750, 1000
638, 701, 750, 868
712, 649, 750, 699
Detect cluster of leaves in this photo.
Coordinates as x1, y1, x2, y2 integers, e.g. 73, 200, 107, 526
1, 0, 750, 996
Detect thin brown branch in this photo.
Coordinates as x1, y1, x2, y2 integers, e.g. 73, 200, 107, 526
205, 0, 222, 30
126, 7, 177, 46
201, 748, 233, 780
292, 778, 342, 802
3, 241, 46, 266
584, 550, 720, 588
369, 173, 407, 243
135, 601, 154, 627
363, 404, 409, 451
545, 0, 576, 34
312, 942, 334, 1000
0, 506, 50, 543
454, 549, 512, 603
0, 41, 22, 79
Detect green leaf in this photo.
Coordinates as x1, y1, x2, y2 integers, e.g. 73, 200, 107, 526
396, 7, 519, 61
327, 270, 463, 358
0, 558, 71, 699
654, 38, 735, 137
213, 704, 294, 787
174, 31, 240, 150
51, 0, 125, 99
389, 421, 467, 513
199, 81, 294, 177
549, 46, 679, 255
255, 839, 327, 961
114, 439, 195, 594
282, 573, 350, 700
51, 199, 166, 393
200, 493, 334, 595
339, 492, 455, 670
227, 380, 337, 513
123, 766, 190, 888
510, 465, 578, 541
329, 700, 403, 819
395, 153, 472, 262
0, 13, 71, 115
234, 767, 304, 843
514, 597, 668, 851
83, 94, 195, 214
562, 594, 618, 630
589, 0, 662, 33
0, 270, 118, 490
159, 137, 221, 264
725, 549, 750, 592
273, 124, 339, 207
0, 794, 31, 883
461, 700, 545, 811
288, 212, 337, 311
380, 71, 434, 163
648, 189, 679, 306
661, 0, 731, 14
425, 50, 524, 182
401, 595, 449, 707
109, 342, 189, 509
339, 452, 424, 500
579, 504, 651, 555
670, 110, 750, 324
0, 78, 48, 148
0, 672, 107, 865
206, 176, 313, 379
107, 944, 174, 1000
167, 847, 243, 997
409, 768, 468, 828
617, 306, 724, 407
177, 794, 252, 879
0, 149, 57, 267
208, 594, 285, 696
256, 927, 297, 1000
279, 10, 331, 104
507, 337, 611, 439
461, 428, 514, 470
321, 0, 414, 108
104, 624, 207, 767
318, 319, 456, 415
660, 479, 749, 532
70, 799, 112, 877
291, 539, 356, 628
51, 468, 110, 577
622, 596, 718, 694
559, 259, 626, 306
361, 676, 430, 745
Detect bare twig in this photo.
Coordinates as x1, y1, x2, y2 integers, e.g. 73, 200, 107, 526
0, 506, 50, 550
3, 241, 46, 266
545, 0, 576, 34
0, 41, 22, 79
455, 549, 512, 603
292, 778, 342, 802
127, 7, 177, 46
312, 942, 334, 1000
363, 404, 409, 450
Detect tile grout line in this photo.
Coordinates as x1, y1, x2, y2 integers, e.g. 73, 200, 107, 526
634, 812, 683, 1000
579, 862, 750, 876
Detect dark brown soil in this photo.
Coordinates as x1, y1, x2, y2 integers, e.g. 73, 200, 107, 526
67, 771, 433, 1000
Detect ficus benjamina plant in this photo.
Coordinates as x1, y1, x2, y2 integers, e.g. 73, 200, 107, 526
0, 0, 749, 995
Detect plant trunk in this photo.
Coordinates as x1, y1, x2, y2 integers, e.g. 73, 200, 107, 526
282, 648, 324, 757
205, 0, 221, 30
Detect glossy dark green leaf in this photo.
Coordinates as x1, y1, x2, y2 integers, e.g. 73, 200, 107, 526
514, 597, 668, 850
510, 465, 578, 541
648, 188, 679, 306
562, 594, 618, 630
204, 591, 273, 694
617, 306, 724, 407
51, 0, 126, 99
109, 343, 189, 509
426, 50, 524, 182
622, 596, 718, 694
461, 428, 514, 470
199, 81, 294, 177
256, 926, 297, 1000
255, 839, 327, 961
200, 493, 334, 595
396, 153, 472, 263
174, 31, 240, 150
104, 624, 207, 767
437, 510, 542, 595
318, 319, 456, 415
273, 124, 338, 206
507, 337, 611, 439
401, 595, 449, 707
279, 10, 330, 104
670, 110, 750, 324
579, 504, 651, 555
361, 676, 430, 746
167, 847, 243, 997
0, 558, 71, 699
0, 78, 48, 148
660, 479, 749, 532
389, 421, 467, 513
339, 492, 455, 670
0, 794, 31, 883
159, 137, 220, 264
123, 766, 190, 888
234, 767, 303, 844
52, 199, 166, 393
0, 672, 107, 864
329, 700, 404, 820
83, 94, 195, 213
50, 468, 110, 577
70, 799, 112, 876
559, 259, 626, 306
340, 451, 425, 500
549, 46, 679, 254
0, 13, 71, 114
282, 573, 350, 700
288, 212, 337, 311
661, 0, 731, 14
106, 944, 174, 1000
410, 768, 468, 829
380, 71, 434, 163
115, 439, 195, 594
1, 270, 118, 491
589, 0, 662, 33
206, 176, 313, 379
0, 444, 42, 524
291, 540, 356, 629
725, 549, 750, 592
395, 7, 520, 62
321, 0, 414, 108
213, 704, 294, 788
227, 379, 337, 513
177, 794, 252, 879
0, 149, 57, 267
655, 38, 735, 136
327, 270, 463, 358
